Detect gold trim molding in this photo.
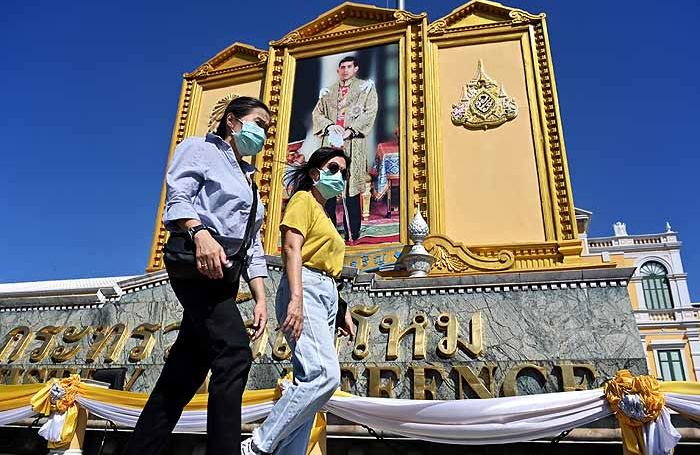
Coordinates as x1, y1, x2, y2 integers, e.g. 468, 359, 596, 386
424, 234, 606, 275
424, 234, 515, 273
270, 2, 425, 47
427, 0, 544, 36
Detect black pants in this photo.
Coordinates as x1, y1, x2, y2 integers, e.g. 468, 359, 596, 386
123, 275, 252, 455
325, 194, 361, 241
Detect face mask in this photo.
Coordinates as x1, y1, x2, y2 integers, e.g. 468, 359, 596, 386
314, 168, 345, 199
233, 121, 266, 156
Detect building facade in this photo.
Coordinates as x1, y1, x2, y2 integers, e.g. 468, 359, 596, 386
2, 1, 699, 453
578, 210, 700, 383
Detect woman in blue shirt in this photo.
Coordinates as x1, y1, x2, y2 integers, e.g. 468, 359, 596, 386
124, 96, 270, 455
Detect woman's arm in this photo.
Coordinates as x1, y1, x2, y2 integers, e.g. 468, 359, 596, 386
280, 227, 305, 340
248, 277, 267, 341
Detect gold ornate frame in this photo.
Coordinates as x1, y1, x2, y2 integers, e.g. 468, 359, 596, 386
420, 1, 594, 274
146, 43, 268, 271
258, 3, 428, 269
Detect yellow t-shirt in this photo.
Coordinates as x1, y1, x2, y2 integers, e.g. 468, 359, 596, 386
280, 191, 345, 277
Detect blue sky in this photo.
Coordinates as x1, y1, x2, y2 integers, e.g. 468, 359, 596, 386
1, 1, 698, 299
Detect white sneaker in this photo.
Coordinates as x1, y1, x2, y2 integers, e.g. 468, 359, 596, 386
241, 437, 265, 455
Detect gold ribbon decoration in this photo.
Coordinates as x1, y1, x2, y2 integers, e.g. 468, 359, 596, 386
30, 374, 83, 448
604, 370, 666, 455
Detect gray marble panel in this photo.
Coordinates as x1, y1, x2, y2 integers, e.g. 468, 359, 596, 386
0, 267, 646, 399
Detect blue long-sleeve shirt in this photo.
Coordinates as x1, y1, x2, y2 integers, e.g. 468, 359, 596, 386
162, 133, 268, 281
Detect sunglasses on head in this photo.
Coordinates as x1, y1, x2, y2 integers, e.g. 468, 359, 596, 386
325, 162, 348, 180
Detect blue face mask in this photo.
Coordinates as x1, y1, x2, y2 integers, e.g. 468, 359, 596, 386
233, 121, 266, 156
314, 168, 345, 199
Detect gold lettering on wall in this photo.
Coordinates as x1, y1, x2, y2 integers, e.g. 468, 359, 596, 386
129, 323, 161, 362
436, 312, 483, 358
366, 365, 401, 398
558, 362, 598, 392
162, 322, 180, 360
0, 326, 35, 363
340, 365, 358, 393
350, 305, 379, 360
453, 364, 497, 399
1, 367, 24, 384
29, 326, 63, 363
123, 368, 146, 392
502, 363, 548, 397
51, 326, 91, 362
86, 324, 129, 363
272, 330, 292, 361
244, 319, 269, 360
380, 313, 428, 360
411, 365, 447, 400
23, 368, 49, 384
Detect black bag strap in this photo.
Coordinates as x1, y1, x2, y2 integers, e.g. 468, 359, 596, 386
238, 181, 258, 258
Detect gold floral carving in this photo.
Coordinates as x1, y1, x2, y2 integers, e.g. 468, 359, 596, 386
427, 19, 448, 35
207, 93, 240, 133
188, 63, 214, 78
427, 0, 542, 36
393, 10, 425, 23
451, 60, 518, 130
424, 234, 515, 273
509, 9, 545, 24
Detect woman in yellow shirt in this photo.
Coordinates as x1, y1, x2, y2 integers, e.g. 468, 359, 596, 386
242, 147, 355, 454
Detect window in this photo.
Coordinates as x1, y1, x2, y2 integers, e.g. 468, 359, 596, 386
657, 349, 686, 381
640, 261, 673, 309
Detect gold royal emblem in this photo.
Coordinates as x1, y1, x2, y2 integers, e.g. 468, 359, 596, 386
451, 60, 518, 130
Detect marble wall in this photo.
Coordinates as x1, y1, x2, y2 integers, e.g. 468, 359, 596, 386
0, 266, 646, 400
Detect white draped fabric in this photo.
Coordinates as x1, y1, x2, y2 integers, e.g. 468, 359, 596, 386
0, 405, 35, 426
2, 389, 697, 452
75, 397, 275, 433
664, 392, 700, 419
78, 390, 612, 443
324, 389, 611, 444
643, 408, 681, 455
38, 412, 66, 442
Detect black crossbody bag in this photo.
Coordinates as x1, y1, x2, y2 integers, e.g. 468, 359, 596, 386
163, 182, 258, 283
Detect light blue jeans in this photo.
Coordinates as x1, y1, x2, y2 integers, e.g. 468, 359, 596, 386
253, 267, 341, 454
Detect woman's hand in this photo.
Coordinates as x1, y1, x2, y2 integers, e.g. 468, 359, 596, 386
251, 300, 268, 341
337, 309, 356, 343
194, 230, 227, 279
281, 296, 304, 341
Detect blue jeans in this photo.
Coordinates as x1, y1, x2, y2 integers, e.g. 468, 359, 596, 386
253, 267, 341, 454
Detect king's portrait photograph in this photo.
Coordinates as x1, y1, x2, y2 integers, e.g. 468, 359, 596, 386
284, 43, 401, 246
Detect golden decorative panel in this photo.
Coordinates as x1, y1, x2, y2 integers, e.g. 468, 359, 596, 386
424, 0, 578, 250
451, 60, 517, 130
147, 44, 268, 272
